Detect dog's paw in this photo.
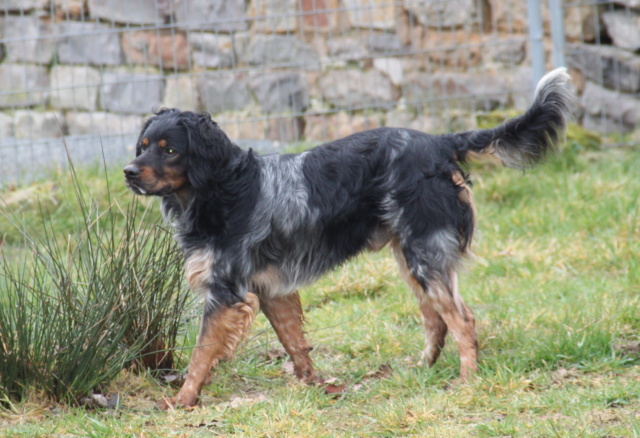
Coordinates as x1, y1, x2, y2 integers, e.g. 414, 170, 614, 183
157, 394, 199, 410
443, 374, 476, 391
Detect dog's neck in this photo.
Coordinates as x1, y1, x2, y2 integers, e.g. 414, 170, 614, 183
163, 149, 261, 243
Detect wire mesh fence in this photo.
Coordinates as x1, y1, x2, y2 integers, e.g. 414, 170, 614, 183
0, 0, 638, 186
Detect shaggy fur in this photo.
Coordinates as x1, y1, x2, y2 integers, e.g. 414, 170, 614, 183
124, 68, 572, 408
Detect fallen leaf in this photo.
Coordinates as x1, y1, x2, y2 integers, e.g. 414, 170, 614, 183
229, 393, 268, 408
161, 373, 185, 387
324, 383, 347, 397
363, 363, 393, 380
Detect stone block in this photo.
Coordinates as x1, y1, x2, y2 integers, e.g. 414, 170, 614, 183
66, 112, 143, 136
266, 117, 305, 142
342, 0, 395, 30
327, 37, 368, 59
365, 34, 404, 55
564, 5, 605, 43
250, 72, 309, 113
300, 0, 342, 32
385, 108, 436, 133
4, 0, 41, 11
2, 16, 55, 64
485, 37, 527, 67
100, 70, 164, 114
567, 43, 640, 93
615, 0, 640, 8
306, 112, 383, 141
581, 81, 640, 129
122, 30, 190, 71
397, 8, 424, 48
57, 21, 122, 66
189, 33, 236, 68
14, 111, 65, 139
220, 117, 268, 140
0, 64, 49, 108
510, 67, 535, 112
50, 65, 101, 111
246, 35, 319, 69
231, 32, 251, 64
582, 113, 633, 135
52, 0, 86, 18
602, 10, 640, 52
422, 30, 484, 68
174, 0, 248, 33
162, 75, 199, 110
373, 58, 403, 86
248, 0, 297, 33
407, 0, 487, 29
0, 113, 14, 139
198, 72, 251, 114
490, 0, 545, 33
88, 0, 170, 24
403, 71, 510, 112
319, 70, 393, 108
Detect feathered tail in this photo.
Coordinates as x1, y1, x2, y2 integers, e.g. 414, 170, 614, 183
453, 68, 573, 168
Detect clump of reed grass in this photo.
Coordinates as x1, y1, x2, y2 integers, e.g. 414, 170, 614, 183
0, 156, 190, 404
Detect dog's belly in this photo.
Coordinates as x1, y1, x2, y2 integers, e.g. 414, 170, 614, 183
250, 224, 392, 298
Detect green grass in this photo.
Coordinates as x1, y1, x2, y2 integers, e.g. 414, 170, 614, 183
1, 143, 639, 437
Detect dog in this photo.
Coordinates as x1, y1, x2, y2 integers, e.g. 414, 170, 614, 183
124, 68, 572, 408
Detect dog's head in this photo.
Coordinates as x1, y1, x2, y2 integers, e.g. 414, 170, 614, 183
124, 109, 235, 196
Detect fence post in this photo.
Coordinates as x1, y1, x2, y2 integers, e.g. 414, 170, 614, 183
548, 0, 567, 68
527, 0, 546, 87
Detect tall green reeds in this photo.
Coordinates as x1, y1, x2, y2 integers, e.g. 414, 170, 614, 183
0, 157, 190, 404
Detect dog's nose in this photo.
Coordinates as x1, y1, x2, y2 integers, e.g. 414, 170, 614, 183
123, 164, 140, 178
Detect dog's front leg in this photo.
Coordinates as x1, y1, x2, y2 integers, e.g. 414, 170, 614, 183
260, 291, 318, 384
159, 292, 259, 409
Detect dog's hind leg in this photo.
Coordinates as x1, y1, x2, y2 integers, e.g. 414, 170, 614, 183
392, 241, 448, 367
260, 292, 318, 384
160, 293, 260, 409
426, 272, 478, 381
392, 237, 478, 381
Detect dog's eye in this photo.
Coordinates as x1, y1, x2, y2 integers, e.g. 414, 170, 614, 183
166, 148, 176, 155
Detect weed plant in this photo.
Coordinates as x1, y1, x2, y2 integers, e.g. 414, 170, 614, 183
0, 158, 190, 404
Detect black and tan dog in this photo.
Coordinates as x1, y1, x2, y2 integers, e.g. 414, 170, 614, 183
124, 68, 572, 408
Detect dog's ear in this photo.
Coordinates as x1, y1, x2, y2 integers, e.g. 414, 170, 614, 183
180, 112, 236, 190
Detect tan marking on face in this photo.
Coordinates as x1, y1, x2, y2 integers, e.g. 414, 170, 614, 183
185, 249, 214, 294
158, 139, 167, 148
173, 293, 259, 407
142, 137, 149, 147
164, 167, 188, 192
138, 166, 154, 179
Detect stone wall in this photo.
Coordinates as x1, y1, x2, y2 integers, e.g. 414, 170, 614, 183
0, 0, 637, 155
566, 1, 640, 136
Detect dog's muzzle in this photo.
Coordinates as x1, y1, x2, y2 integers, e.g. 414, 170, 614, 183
123, 164, 148, 195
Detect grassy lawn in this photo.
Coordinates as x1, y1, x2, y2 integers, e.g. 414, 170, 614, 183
1, 142, 639, 437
